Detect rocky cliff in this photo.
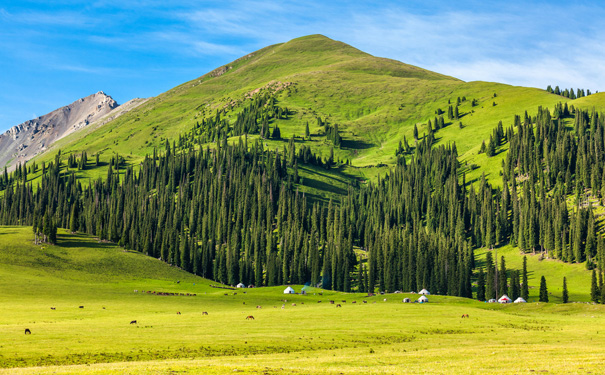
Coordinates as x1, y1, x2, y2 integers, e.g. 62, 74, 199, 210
0, 92, 119, 170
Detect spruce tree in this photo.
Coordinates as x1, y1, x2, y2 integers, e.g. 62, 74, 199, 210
521, 256, 529, 300
477, 268, 486, 301
591, 270, 599, 303
562, 277, 569, 303
539, 276, 548, 302
498, 256, 507, 297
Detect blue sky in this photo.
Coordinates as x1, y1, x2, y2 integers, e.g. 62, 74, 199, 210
1, 0, 604, 132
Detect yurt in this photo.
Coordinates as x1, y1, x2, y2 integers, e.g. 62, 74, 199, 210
283, 286, 295, 294
403, 298, 411, 303
236, 283, 245, 288
498, 295, 512, 303
514, 297, 526, 303
487, 299, 497, 303
418, 295, 428, 303
419, 289, 430, 295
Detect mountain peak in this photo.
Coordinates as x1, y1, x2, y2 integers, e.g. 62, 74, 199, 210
0, 92, 120, 170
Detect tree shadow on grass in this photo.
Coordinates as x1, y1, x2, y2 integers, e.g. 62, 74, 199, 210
58, 232, 115, 249
302, 176, 347, 196
341, 139, 375, 150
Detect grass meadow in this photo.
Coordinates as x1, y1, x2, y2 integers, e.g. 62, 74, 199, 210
1, 226, 604, 374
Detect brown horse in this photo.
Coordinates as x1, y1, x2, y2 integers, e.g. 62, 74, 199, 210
246, 315, 255, 320
177, 312, 181, 315
461, 314, 470, 318
24, 328, 31, 335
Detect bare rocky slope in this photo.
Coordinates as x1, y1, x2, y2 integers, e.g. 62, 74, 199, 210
0, 92, 118, 171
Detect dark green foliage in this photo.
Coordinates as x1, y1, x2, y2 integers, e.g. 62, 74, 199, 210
591, 270, 599, 303
562, 277, 569, 303
477, 268, 486, 301
522, 256, 529, 300
539, 276, 548, 302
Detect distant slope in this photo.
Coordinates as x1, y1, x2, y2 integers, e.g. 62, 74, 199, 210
0, 92, 118, 171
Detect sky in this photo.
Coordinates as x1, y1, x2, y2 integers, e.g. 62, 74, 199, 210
1, 0, 604, 132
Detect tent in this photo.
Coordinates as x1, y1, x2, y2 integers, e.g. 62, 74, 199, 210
283, 286, 295, 294
419, 289, 430, 295
402, 298, 411, 303
514, 297, 526, 303
418, 295, 428, 303
498, 295, 512, 303
236, 283, 245, 288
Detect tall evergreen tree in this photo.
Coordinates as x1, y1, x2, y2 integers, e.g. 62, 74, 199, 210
591, 270, 599, 303
562, 277, 569, 303
521, 256, 529, 300
539, 276, 548, 302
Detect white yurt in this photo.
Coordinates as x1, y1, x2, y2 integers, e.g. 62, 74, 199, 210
514, 297, 526, 303
418, 295, 429, 303
487, 299, 497, 303
498, 295, 512, 303
419, 289, 430, 295
283, 286, 295, 294
236, 283, 245, 288
403, 298, 411, 303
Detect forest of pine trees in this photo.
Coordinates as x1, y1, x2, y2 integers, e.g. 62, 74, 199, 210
2, 100, 605, 299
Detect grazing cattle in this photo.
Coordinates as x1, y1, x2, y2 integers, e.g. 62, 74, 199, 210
281, 304, 285, 309
24, 328, 31, 335
202, 312, 208, 315
292, 303, 296, 306
342, 300, 346, 303
363, 300, 367, 304
461, 314, 470, 318
243, 302, 246, 305
246, 315, 255, 320
102, 307, 106, 309
329, 300, 335, 304
352, 301, 357, 304
256, 305, 262, 309
233, 293, 237, 295
317, 301, 321, 303
79, 306, 84, 309
50, 307, 56, 310
177, 312, 181, 315
130, 320, 137, 324
336, 304, 342, 308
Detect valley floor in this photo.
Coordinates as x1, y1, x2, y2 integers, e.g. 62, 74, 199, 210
1, 227, 604, 374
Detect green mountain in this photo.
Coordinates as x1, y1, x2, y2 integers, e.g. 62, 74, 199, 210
29, 34, 602, 195
2, 34, 605, 302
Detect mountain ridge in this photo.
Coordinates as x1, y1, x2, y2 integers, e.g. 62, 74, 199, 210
0, 91, 119, 171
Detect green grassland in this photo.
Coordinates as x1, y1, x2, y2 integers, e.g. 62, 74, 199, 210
1, 226, 604, 374
23, 35, 605, 198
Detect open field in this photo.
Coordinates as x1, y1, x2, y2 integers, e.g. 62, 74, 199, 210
1, 226, 604, 374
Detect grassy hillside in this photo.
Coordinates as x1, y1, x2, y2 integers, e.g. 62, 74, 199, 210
1, 226, 605, 374
23, 35, 605, 199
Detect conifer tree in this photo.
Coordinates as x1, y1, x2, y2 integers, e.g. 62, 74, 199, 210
498, 256, 507, 297
477, 268, 486, 301
521, 256, 529, 300
591, 270, 599, 303
562, 277, 569, 303
539, 276, 548, 302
